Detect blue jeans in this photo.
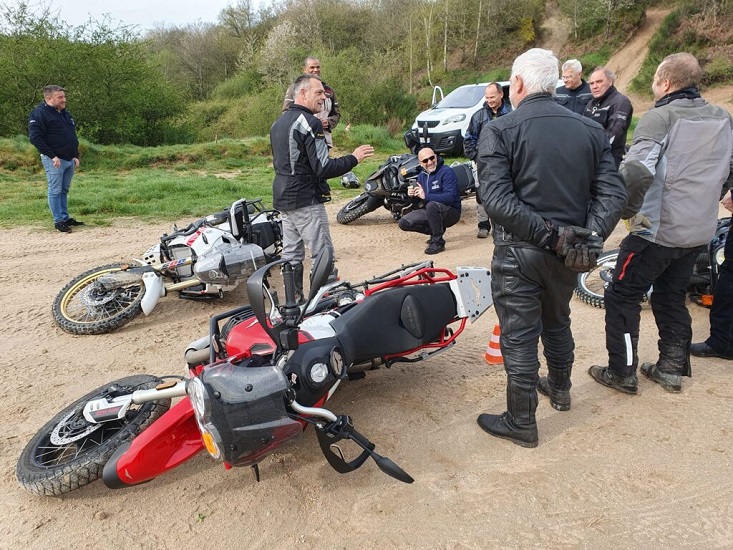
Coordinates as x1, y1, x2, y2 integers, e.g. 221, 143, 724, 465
41, 155, 75, 223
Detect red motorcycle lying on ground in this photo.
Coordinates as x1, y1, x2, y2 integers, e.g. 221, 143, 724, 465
17, 250, 492, 496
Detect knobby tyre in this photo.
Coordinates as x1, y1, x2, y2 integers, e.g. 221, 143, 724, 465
574, 250, 620, 309
17, 375, 171, 496
52, 263, 145, 335
336, 194, 383, 225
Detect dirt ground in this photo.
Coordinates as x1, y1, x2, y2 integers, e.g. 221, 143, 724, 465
1, 198, 732, 550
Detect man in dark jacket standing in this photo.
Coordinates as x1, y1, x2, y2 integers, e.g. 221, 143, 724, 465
398, 147, 461, 255
584, 67, 633, 168
271, 74, 373, 295
476, 48, 626, 448
589, 52, 733, 395
463, 82, 511, 239
29, 85, 83, 233
554, 59, 592, 115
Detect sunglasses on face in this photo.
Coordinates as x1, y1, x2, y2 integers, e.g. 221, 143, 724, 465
420, 155, 436, 164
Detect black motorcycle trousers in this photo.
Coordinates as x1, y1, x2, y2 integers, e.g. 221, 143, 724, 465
398, 202, 460, 245
707, 231, 733, 355
605, 235, 702, 377
491, 245, 577, 422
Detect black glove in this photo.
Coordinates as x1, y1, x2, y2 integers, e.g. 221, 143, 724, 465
565, 234, 603, 272
548, 225, 593, 257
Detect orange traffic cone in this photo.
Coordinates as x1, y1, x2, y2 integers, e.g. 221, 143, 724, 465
483, 324, 503, 365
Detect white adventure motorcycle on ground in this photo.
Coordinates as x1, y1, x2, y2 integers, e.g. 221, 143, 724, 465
52, 198, 282, 335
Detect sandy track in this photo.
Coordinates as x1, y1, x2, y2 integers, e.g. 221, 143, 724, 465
2, 200, 732, 549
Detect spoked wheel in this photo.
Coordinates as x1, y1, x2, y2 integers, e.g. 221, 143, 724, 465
574, 250, 620, 309
336, 193, 383, 225
16, 375, 171, 496
52, 263, 146, 334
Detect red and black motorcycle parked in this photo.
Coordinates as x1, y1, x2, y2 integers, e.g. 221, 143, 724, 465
17, 250, 492, 496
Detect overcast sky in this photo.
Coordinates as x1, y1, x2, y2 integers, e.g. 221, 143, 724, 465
46, 0, 237, 31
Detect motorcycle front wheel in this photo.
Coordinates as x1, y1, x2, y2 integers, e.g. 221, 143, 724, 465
17, 375, 171, 496
52, 263, 145, 335
336, 193, 383, 225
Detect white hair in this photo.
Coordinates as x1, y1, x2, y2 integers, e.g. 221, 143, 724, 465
511, 48, 560, 94
562, 59, 582, 74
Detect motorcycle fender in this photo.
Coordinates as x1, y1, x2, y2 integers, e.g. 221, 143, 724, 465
141, 272, 165, 315
102, 398, 203, 489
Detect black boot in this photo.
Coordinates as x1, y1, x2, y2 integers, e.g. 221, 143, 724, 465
641, 340, 689, 392
293, 263, 305, 304
477, 380, 538, 448
537, 363, 572, 411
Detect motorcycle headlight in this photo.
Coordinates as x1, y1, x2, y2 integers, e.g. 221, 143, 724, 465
186, 377, 222, 460
443, 114, 466, 125
715, 246, 726, 266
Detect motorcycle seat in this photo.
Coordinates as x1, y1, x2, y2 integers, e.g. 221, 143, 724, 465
330, 284, 457, 365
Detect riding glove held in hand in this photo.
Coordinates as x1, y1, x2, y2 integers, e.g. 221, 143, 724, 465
547, 224, 593, 257
564, 234, 603, 272
623, 213, 652, 235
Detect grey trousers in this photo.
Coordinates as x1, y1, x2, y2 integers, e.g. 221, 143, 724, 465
281, 203, 334, 263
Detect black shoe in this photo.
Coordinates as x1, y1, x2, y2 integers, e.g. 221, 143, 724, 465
537, 377, 571, 411
690, 341, 733, 359
477, 228, 489, 239
588, 365, 638, 394
54, 221, 71, 233
640, 362, 682, 393
477, 412, 538, 448
66, 217, 84, 226
425, 243, 445, 255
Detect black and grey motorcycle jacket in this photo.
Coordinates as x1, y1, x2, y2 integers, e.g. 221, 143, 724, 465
476, 93, 627, 249
270, 104, 357, 211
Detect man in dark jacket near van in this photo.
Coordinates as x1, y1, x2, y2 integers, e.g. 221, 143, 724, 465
584, 67, 633, 168
476, 48, 626, 448
271, 74, 373, 295
464, 82, 511, 239
554, 59, 592, 115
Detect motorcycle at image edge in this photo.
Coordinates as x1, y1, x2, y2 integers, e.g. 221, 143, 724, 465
336, 130, 477, 225
52, 198, 283, 335
17, 248, 493, 496
575, 217, 730, 309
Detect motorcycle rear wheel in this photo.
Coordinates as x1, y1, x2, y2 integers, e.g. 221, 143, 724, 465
16, 375, 171, 496
336, 193, 383, 225
52, 263, 145, 335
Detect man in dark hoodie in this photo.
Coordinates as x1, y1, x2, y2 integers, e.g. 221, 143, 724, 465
270, 74, 373, 296
398, 146, 461, 255
584, 67, 633, 168
29, 85, 83, 233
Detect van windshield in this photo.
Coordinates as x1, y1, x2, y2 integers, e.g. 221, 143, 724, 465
437, 86, 485, 109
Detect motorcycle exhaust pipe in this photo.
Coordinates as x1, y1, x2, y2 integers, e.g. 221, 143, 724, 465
347, 357, 385, 374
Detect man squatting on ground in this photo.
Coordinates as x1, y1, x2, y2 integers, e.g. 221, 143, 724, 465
270, 74, 373, 297
476, 48, 626, 448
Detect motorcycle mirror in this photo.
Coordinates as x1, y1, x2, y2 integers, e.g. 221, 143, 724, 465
373, 453, 414, 484
308, 248, 334, 301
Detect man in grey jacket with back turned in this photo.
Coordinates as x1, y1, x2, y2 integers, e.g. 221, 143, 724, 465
589, 52, 733, 395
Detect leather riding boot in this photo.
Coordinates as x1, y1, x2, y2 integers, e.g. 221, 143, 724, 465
538, 363, 572, 411
640, 340, 689, 393
293, 263, 305, 304
477, 380, 539, 448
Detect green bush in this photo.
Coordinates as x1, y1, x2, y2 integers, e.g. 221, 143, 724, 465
704, 56, 733, 85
